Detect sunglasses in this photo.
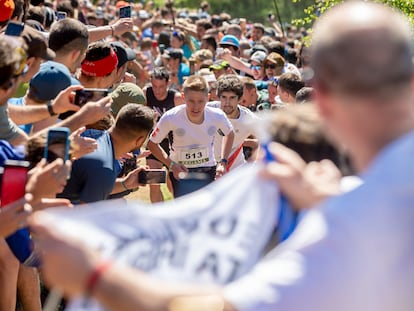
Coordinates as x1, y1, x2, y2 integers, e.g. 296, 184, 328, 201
265, 64, 277, 69
250, 65, 262, 71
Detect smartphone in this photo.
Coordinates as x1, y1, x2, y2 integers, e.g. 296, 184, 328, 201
216, 47, 224, 56
0, 160, 30, 207
43, 127, 71, 163
57, 11, 67, 20
4, 22, 24, 37
175, 172, 211, 197
74, 88, 109, 107
138, 169, 167, 184
119, 5, 131, 18
159, 43, 165, 55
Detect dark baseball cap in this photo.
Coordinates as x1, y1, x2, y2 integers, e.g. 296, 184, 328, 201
29, 61, 74, 102
21, 26, 55, 60
110, 41, 135, 68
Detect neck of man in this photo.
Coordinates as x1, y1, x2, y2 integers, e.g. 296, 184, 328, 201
350, 98, 414, 173
53, 54, 74, 74
108, 128, 130, 159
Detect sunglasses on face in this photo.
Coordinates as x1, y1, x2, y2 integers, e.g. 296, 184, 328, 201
265, 64, 277, 69
250, 65, 262, 71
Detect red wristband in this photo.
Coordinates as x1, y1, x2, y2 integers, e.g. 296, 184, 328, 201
85, 260, 113, 296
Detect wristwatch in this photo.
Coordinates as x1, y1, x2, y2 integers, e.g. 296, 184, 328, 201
47, 101, 57, 116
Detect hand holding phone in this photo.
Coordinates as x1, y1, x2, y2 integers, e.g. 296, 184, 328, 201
119, 5, 132, 18
138, 169, 167, 184
44, 127, 71, 163
216, 47, 224, 58
74, 88, 109, 107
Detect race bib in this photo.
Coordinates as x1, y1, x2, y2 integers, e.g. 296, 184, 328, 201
179, 147, 209, 167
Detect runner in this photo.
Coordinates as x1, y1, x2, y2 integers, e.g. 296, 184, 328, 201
143, 67, 183, 202
147, 75, 235, 197
208, 74, 258, 171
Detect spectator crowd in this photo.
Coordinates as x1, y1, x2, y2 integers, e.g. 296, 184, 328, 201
0, 0, 413, 310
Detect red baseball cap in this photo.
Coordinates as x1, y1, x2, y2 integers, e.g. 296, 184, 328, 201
0, 0, 15, 22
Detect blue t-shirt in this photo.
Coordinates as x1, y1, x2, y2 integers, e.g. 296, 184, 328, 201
59, 131, 117, 204
178, 63, 190, 86
7, 97, 33, 135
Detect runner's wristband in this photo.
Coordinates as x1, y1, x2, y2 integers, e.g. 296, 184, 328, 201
85, 260, 112, 296
219, 159, 228, 165
169, 160, 176, 171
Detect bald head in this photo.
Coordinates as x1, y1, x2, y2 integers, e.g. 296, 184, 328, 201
312, 2, 413, 98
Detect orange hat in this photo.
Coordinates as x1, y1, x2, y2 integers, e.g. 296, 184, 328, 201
0, 0, 15, 22
116, 0, 128, 8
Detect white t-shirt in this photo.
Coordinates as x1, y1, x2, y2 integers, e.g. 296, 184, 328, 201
150, 104, 233, 168
224, 130, 414, 311
208, 101, 259, 170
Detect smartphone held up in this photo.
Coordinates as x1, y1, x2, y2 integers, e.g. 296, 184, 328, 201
74, 88, 109, 107
44, 127, 71, 163
138, 169, 167, 185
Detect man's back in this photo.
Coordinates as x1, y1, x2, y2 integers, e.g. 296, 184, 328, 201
59, 131, 117, 203
224, 130, 414, 311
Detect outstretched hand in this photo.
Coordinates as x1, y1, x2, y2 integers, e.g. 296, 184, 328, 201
260, 143, 341, 210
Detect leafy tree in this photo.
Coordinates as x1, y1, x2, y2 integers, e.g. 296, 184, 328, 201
292, 0, 414, 26
153, 0, 315, 24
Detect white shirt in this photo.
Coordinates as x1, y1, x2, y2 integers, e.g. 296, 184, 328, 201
224, 130, 414, 311
150, 104, 233, 168
208, 101, 259, 170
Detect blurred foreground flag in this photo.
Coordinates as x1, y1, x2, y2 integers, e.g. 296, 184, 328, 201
44, 164, 279, 310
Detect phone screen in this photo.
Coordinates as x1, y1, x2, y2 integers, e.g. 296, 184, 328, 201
44, 128, 70, 163
1, 160, 30, 207
74, 88, 109, 107
119, 5, 131, 18
5, 22, 24, 37
138, 169, 167, 184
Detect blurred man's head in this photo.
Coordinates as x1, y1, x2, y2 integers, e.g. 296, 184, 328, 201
277, 72, 304, 104
311, 1, 414, 171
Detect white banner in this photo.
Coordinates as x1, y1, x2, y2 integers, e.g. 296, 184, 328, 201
44, 164, 279, 310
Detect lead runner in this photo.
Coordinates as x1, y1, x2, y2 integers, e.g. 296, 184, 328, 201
148, 75, 235, 197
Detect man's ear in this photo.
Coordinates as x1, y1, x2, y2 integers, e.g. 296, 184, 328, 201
314, 87, 331, 120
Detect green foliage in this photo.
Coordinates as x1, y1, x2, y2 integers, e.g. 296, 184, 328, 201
292, 0, 414, 26
153, 0, 315, 24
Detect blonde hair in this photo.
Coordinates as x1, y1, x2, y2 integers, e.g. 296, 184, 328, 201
183, 75, 209, 95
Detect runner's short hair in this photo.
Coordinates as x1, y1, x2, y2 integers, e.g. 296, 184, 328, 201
217, 74, 244, 99
151, 67, 169, 82
183, 75, 209, 95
